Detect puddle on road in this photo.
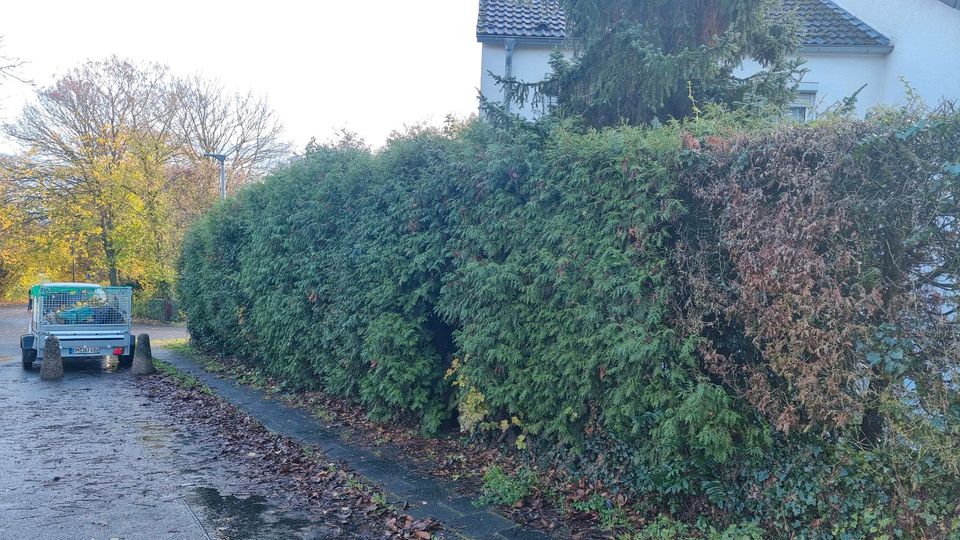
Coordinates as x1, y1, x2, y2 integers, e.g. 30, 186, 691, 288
189, 486, 344, 539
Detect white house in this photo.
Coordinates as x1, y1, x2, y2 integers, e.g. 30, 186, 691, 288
477, 0, 566, 118
477, 0, 960, 120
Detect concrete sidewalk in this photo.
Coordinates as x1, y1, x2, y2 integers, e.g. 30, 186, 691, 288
155, 348, 554, 540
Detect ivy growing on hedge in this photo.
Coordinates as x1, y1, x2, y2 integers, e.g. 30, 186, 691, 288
179, 108, 960, 537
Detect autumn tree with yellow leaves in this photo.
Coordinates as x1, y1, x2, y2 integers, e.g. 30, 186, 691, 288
0, 56, 288, 304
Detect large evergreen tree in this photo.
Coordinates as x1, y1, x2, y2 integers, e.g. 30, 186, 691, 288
500, 0, 801, 127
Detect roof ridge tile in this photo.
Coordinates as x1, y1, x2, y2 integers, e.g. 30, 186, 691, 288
477, 0, 893, 49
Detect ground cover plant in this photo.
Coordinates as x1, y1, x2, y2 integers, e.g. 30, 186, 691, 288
179, 105, 960, 538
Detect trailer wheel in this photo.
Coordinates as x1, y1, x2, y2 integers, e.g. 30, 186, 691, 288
118, 337, 136, 368
22, 347, 37, 370
118, 354, 133, 368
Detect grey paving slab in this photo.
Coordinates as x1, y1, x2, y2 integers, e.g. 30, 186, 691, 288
448, 511, 520, 538
154, 348, 557, 539
496, 526, 556, 540
410, 500, 470, 525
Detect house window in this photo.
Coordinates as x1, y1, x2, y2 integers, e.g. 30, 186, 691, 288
789, 91, 817, 122
789, 105, 807, 122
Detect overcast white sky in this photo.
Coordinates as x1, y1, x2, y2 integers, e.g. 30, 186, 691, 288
0, 0, 482, 152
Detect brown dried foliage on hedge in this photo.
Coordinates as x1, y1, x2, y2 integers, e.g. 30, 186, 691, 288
681, 107, 960, 446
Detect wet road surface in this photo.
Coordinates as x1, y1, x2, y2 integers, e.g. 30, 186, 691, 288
0, 305, 35, 360
0, 306, 346, 539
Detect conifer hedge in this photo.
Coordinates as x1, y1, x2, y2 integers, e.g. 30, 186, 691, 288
179, 108, 960, 536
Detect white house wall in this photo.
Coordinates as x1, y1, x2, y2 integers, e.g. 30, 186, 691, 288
833, 0, 960, 108
480, 43, 507, 106
491, 44, 895, 121
479, 42, 568, 119
737, 54, 885, 117
511, 45, 562, 87
794, 53, 887, 116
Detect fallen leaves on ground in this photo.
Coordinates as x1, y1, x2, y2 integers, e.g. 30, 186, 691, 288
189, 353, 648, 538
141, 372, 444, 539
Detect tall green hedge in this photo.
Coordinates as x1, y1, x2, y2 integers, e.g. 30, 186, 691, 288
179, 110, 960, 537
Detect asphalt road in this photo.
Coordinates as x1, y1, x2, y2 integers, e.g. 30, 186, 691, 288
0, 305, 342, 539
0, 305, 35, 360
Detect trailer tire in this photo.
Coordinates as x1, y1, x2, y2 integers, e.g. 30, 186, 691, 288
118, 353, 134, 368
118, 337, 136, 368
22, 347, 37, 370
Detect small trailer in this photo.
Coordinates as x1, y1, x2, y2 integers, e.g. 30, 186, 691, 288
20, 283, 135, 369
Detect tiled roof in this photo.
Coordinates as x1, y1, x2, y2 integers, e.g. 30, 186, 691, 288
785, 0, 891, 48
477, 0, 892, 50
476, 0, 566, 40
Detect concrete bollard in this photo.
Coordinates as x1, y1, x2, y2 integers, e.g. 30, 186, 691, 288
131, 333, 156, 376
40, 336, 64, 380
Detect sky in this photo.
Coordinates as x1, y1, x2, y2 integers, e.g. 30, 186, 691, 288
0, 0, 482, 152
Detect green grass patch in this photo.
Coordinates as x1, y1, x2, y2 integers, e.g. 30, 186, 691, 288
155, 359, 212, 394
163, 340, 216, 367
371, 492, 390, 510
150, 337, 189, 349
163, 340, 276, 392
307, 402, 334, 421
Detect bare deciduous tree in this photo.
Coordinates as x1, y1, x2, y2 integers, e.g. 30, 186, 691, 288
173, 76, 289, 195
0, 36, 30, 87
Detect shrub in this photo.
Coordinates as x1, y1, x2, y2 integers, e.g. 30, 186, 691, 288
476, 466, 537, 507
682, 111, 960, 443
178, 108, 960, 536
633, 515, 692, 540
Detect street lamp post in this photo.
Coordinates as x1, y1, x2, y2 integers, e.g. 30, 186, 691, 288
203, 152, 228, 200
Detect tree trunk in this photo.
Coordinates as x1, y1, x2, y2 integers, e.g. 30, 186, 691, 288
860, 229, 904, 447
100, 212, 120, 286
108, 261, 119, 286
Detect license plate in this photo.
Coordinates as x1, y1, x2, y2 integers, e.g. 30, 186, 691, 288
72, 346, 102, 355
